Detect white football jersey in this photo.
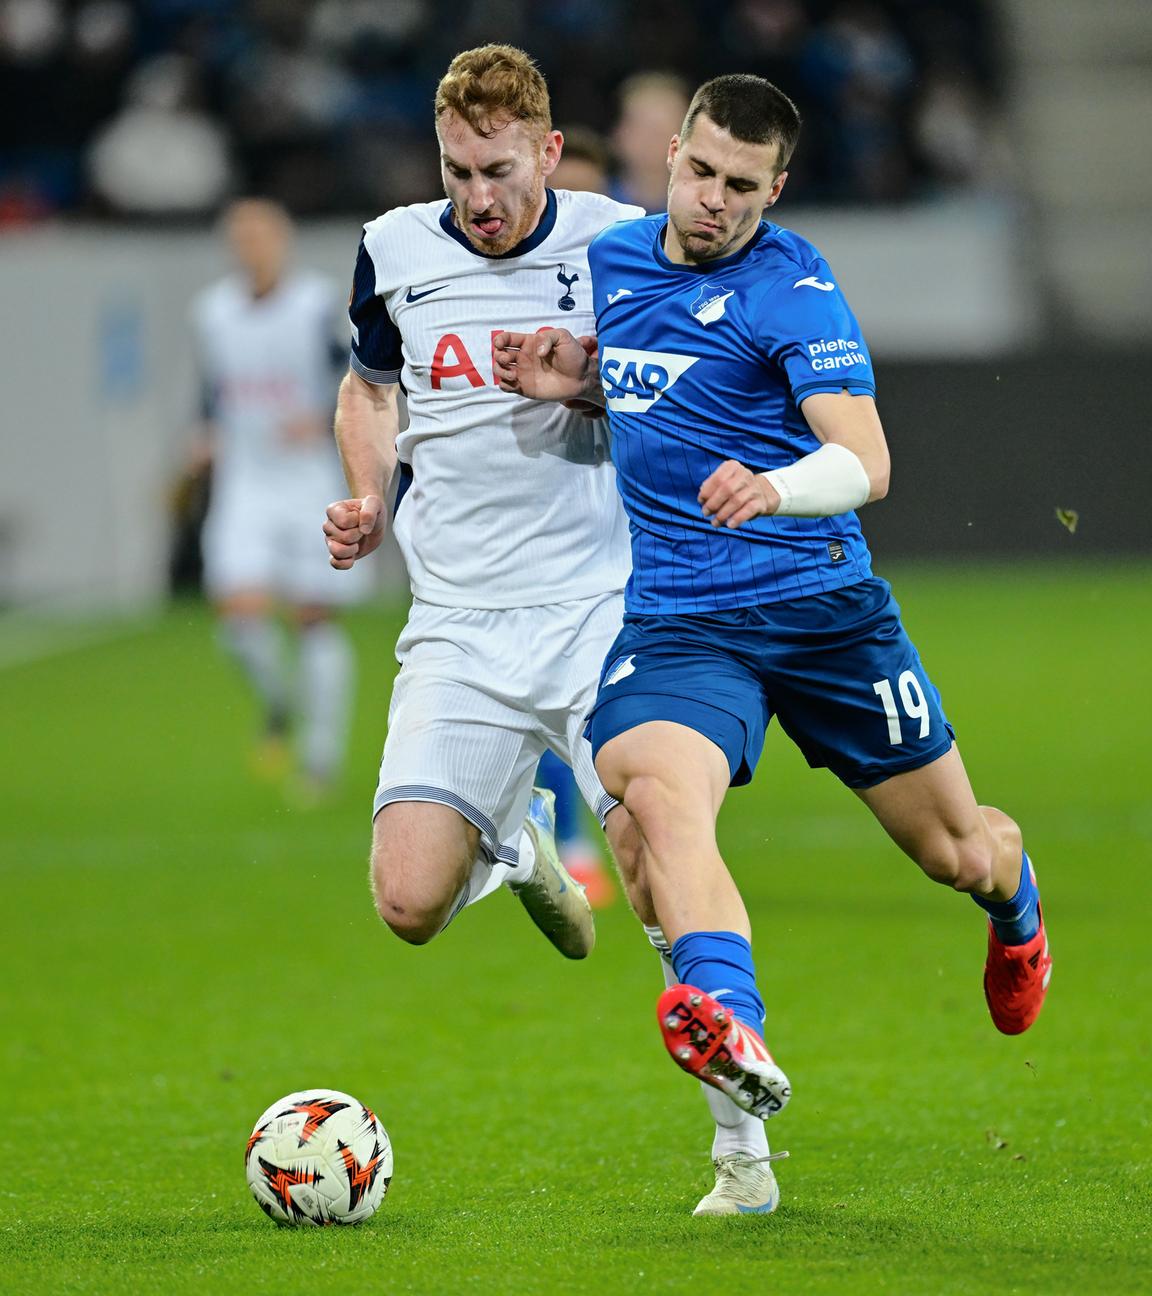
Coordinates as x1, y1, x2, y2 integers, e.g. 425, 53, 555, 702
349, 189, 642, 609
191, 270, 344, 477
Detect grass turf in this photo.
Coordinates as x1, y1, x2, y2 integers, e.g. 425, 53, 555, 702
1, 562, 1149, 1294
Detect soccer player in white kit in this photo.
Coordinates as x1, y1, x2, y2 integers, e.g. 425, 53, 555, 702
323, 46, 785, 1216
324, 45, 642, 956
192, 199, 367, 792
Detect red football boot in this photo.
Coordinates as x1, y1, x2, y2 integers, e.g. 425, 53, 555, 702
658, 984, 791, 1120
984, 902, 1052, 1035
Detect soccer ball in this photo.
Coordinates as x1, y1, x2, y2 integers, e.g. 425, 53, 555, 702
245, 1088, 392, 1226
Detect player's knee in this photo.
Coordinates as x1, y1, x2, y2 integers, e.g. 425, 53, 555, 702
917, 832, 995, 893
381, 910, 440, 945
621, 773, 681, 838
980, 804, 1023, 865
369, 853, 445, 945
371, 881, 443, 945
620, 772, 715, 869
369, 803, 476, 943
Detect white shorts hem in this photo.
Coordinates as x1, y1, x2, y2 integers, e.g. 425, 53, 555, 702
373, 783, 520, 866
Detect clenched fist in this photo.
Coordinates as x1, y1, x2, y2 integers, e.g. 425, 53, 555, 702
323, 495, 386, 568
698, 460, 781, 528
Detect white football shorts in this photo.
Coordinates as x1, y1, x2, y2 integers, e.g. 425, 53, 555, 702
202, 459, 371, 605
373, 591, 625, 865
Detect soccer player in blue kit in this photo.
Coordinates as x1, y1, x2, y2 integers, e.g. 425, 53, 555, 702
495, 74, 1052, 1203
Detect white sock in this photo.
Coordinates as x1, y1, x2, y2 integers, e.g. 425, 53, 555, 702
706, 1085, 770, 1160
644, 923, 770, 1161
297, 620, 354, 781
220, 616, 289, 729
441, 806, 538, 930
440, 847, 516, 932
504, 823, 535, 887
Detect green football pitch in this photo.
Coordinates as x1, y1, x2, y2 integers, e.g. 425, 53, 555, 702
2, 563, 1148, 1294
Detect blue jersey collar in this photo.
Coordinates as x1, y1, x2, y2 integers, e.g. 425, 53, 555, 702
652, 218, 770, 273
439, 188, 558, 259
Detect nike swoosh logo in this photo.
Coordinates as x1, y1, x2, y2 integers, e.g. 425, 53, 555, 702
793, 276, 835, 292
405, 284, 448, 303
607, 288, 633, 304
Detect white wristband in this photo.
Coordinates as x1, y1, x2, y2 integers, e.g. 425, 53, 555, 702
760, 442, 871, 517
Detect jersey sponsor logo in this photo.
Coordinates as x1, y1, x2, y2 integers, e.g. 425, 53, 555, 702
431, 333, 486, 389
600, 347, 698, 411
428, 328, 572, 390
807, 337, 868, 372
794, 275, 835, 292
405, 284, 448, 303
556, 265, 579, 312
689, 284, 733, 326
603, 654, 636, 686
606, 288, 633, 305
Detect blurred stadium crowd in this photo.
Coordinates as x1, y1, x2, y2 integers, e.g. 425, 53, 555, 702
0, 0, 1004, 224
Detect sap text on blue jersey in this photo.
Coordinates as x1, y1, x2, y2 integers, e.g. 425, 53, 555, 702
586, 215, 877, 613
599, 347, 699, 412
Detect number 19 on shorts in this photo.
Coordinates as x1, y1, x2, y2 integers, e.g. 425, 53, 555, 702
873, 671, 930, 745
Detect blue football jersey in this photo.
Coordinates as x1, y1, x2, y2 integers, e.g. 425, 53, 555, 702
590, 216, 878, 614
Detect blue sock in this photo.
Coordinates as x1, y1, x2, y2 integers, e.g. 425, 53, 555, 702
972, 851, 1040, 945
670, 931, 765, 1032
536, 751, 582, 847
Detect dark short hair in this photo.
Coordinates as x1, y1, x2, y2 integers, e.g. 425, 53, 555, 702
682, 75, 802, 171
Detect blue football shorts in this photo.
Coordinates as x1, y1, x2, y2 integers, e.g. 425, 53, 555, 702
585, 576, 955, 789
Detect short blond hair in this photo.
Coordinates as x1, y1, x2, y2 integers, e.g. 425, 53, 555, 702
435, 44, 551, 138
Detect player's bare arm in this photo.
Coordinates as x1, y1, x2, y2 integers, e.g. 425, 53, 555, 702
799, 389, 890, 500
699, 390, 890, 528
493, 329, 605, 407
325, 370, 399, 568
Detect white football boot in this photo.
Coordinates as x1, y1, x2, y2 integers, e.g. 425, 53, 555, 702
508, 788, 595, 958
693, 1151, 789, 1217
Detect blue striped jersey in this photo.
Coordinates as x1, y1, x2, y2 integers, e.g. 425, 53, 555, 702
589, 215, 877, 614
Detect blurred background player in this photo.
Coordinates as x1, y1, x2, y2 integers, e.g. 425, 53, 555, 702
190, 198, 366, 795
609, 72, 691, 212
549, 125, 612, 195
540, 122, 618, 908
